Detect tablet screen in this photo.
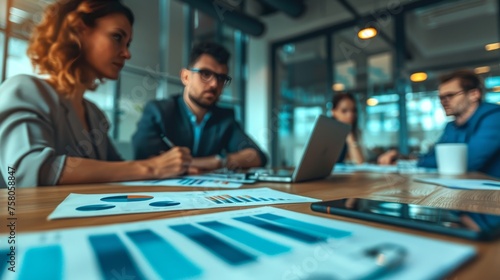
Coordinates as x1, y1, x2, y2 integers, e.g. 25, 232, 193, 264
311, 198, 500, 240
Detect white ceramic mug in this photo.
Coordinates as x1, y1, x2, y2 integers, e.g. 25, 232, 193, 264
435, 143, 468, 175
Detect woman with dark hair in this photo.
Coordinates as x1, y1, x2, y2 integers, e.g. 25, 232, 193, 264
331, 92, 365, 164
0, 0, 192, 187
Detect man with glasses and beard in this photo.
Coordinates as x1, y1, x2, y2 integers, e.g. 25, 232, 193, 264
132, 42, 267, 173
378, 69, 500, 178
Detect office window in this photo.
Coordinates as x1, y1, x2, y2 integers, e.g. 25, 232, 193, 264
0, 32, 4, 79
404, 0, 500, 154
273, 36, 327, 167
6, 36, 34, 78
333, 24, 395, 161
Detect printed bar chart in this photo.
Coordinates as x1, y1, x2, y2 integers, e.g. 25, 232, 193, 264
255, 213, 352, 239
18, 245, 63, 280
89, 234, 145, 280
126, 230, 202, 279
1, 207, 476, 280
170, 224, 257, 266
204, 194, 287, 205
234, 216, 325, 244
198, 221, 291, 256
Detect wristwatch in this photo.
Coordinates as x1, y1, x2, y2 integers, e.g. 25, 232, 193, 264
215, 153, 227, 168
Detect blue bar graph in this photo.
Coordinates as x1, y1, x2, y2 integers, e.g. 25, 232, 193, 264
236, 196, 252, 202
126, 230, 202, 279
89, 234, 145, 280
18, 245, 63, 280
199, 221, 291, 256
179, 178, 208, 185
170, 224, 256, 266
255, 213, 352, 239
1, 249, 9, 278
227, 195, 243, 203
234, 216, 325, 244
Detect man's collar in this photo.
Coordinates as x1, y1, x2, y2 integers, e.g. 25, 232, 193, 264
179, 97, 212, 124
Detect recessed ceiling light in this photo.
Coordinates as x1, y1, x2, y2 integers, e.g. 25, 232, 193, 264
474, 66, 490, 74
9, 7, 29, 18
367, 98, 379, 106
410, 72, 427, 82
8, 14, 24, 24
485, 43, 500, 51
332, 83, 345, 91
358, 27, 377, 40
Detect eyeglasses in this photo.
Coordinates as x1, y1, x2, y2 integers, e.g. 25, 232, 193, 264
189, 68, 232, 86
438, 90, 465, 102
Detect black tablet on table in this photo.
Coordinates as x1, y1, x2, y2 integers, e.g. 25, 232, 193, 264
311, 198, 500, 241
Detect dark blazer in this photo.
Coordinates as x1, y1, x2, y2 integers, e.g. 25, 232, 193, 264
132, 95, 267, 166
0, 75, 122, 188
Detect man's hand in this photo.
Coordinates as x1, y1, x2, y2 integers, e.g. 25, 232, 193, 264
145, 146, 193, 178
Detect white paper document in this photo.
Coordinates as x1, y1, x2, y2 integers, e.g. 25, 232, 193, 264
334, 163, 437, 174
47, 188, 320, 220
415, 178, 500, 190
117, 176, 243, 188
3, 207, 475, 280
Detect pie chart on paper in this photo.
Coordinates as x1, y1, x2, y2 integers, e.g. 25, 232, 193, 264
149, 201, 181, 207
76, 204, 116, 211
100, 195, 154, 202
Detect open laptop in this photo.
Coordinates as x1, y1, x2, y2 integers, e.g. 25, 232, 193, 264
256, 115, 350, 183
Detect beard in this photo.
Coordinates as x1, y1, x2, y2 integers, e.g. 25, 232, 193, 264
188, 91, 219, 110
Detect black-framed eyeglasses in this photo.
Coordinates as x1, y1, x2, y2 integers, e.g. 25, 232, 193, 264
438, 90, 466, 102
189, 68, 232, 86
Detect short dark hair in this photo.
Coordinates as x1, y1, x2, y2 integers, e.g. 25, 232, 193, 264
439, 69, 484, 94
188, 42, 230, 68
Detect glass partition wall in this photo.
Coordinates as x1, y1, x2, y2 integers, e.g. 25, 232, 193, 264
271, 0, 500, 166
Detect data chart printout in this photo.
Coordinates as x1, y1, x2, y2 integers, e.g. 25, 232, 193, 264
117, 176, 244, 188
1, 207, 475, 280
48, 188, 320, 219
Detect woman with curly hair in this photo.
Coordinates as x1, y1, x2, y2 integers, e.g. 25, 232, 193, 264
331, 92, 365, 164
0, 0, 192, 187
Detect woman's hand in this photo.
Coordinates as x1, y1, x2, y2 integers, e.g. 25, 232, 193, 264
346, 132, 357, 146
377, 149, 399, 165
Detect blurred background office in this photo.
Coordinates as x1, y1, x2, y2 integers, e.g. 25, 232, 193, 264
1, 0, 499, 166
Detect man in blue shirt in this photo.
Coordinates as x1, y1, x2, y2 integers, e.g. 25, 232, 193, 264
132, 42, 267, 173
379, 70, 500, 178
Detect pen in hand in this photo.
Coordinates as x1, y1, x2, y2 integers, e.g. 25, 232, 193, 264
160, 134, 175, 148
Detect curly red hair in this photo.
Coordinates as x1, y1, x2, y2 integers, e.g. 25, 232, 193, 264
27, 0, 133, 96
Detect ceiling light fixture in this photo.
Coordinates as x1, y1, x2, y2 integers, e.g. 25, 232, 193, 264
410, 72, 427, 82
474, 66, 490, 74
8, 14, 24, 24
9, 7, 30, 18
485, 42, 500, 51
367, 98, 379, 106
357, 26, 377, 40
332, 83, 345, 91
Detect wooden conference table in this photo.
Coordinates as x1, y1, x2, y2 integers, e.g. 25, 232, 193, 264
2, 172, 500, 279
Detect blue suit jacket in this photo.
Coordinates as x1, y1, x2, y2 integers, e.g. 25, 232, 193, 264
132, 95, 267, 166
418, 102, 500, 178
